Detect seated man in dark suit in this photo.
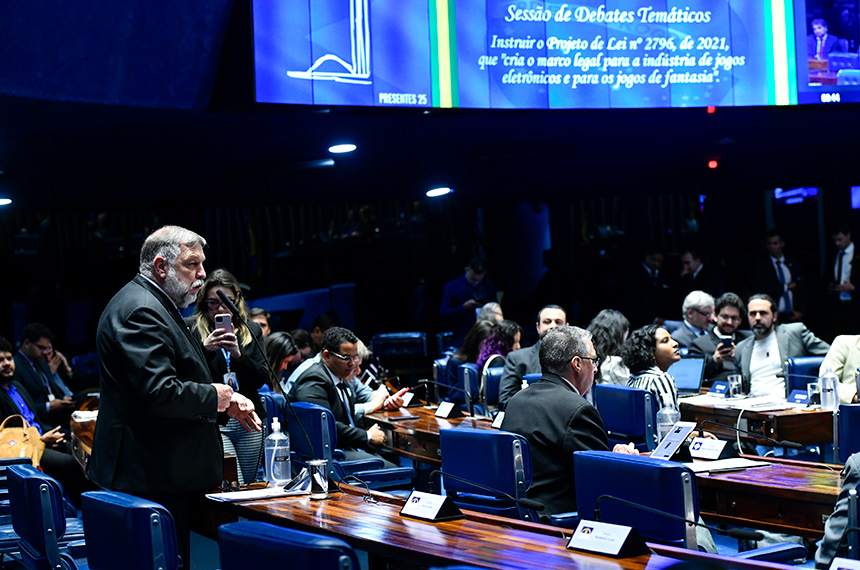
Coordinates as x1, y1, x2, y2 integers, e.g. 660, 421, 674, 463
807, 18, 841, 59
0, 335, 87, 500
290, 326, 394, 464
817, 452, 860, 568
671, 290, 715, 348
501, 326, 637, 517
498, 304, 567, 410
689, 292, 752, 384
13, 322, 75, 425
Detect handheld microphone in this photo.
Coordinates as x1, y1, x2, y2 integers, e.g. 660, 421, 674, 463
216, 290, 315, 457
416, 379, 478, 418
429, 469, 544, 513
594, 494, 764, 541
699, 420, 804, 450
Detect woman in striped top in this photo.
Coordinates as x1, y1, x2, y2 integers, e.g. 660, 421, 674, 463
622, 324, 681, 410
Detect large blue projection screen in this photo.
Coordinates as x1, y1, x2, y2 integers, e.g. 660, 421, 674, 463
253, 1, 778, 109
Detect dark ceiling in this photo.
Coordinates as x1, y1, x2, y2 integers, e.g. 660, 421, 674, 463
0, 1, 858, 210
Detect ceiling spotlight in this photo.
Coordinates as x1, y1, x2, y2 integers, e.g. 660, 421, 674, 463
426, 187, 453, 198
0, 199, 11, 206
329, 144, 356, 154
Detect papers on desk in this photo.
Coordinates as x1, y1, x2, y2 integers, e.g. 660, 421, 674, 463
679, 393, 801, 412
684, 458, 770, 473
71, 410, 98, 422
205, 485, 309, 502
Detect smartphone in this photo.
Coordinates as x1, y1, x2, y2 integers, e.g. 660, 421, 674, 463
214, 314, 232, 331
720, 337, 732, 348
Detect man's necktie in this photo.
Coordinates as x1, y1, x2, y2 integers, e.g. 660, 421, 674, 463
775, 259, 793, 313
337, 383, 355, 427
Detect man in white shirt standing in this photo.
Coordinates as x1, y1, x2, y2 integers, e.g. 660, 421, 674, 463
734, 294, 830, 400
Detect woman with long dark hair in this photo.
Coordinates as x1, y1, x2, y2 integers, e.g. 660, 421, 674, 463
587, 309, 630, 385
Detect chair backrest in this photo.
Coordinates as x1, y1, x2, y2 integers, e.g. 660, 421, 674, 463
439, 428, 537, 522
838, 68, 860, 85
483, 366, 504, 408
839, 405, 860, 463
371, 332, 427, 358
81, 491, 179, 570
259, 390, 286, 433
573, 450, 698, 549
457, 363, 480, 406
219, 521, 358, 570
8, 464, 69, 567
785, 356, 825, 395
431, 357, 449, 402
286, 401, 339, 480
591, 384, 657, 451
522, 373, 541, 386
0, 457, 33, 515
436, 332, 455, 357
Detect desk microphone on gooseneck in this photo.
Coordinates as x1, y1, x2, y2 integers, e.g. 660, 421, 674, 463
415, 379, 477, 418
699, 419, 804, 450
216, 289, 314, 458
594, 494, 764, 541
428, 469, 545, 513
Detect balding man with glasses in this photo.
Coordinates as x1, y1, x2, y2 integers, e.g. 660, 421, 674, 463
672, 290, 716, 348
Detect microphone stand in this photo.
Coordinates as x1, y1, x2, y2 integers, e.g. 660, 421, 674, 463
429, 469, 544, 513
594, 494, 764, 542
416, 379, 488, 420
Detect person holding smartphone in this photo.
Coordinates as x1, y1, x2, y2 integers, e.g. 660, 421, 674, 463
688, 292, 752, 385
188, 269, 269, 486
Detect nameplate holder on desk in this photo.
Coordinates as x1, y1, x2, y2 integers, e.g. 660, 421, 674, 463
689, 437, 737, 460
400, 490, 464, 522
401, 392, 422, 408
435, 402, 464, 418
710, 381, 729, 395
788, 390, 809, 405
491, 412, 505, 429
567, 519, 649, 557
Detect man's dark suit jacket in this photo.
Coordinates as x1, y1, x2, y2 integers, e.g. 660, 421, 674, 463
89, 275, 221, 494
689, 329, 752, 382
749, 256, 807, 318
679, 264, 721, 298
816, 452, 860, 568
807, 33, 841, 58
12, 353, 65, 425
501, 374, 609, 516
290, 360, 367, 450
498, 342, 540, 411
0, 380, 50, 433
671, 323, 713, 349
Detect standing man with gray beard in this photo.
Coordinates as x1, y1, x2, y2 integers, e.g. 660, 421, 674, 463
90, 225, 261, 566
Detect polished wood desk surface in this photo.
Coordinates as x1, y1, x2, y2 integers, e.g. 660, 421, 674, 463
680, 400, 833, 445
363, 403, 494, 465
213, 483, 791, 570
696, 456, 841, 538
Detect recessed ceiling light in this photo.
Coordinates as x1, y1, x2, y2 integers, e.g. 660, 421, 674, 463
0, 199, 12, 206
329, 144, 356, 154
426, 187, 453, 198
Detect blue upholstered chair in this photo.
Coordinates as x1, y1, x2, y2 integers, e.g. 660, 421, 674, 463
81, 491, 180, 570
439, 427, 539, 523
219, 521, 359, 570
456, 362, 481, 414
785, 356, 825, 397
522, 373, 541, 386
572, 451, 807, 562
436, 331, 456, 357
287, 401, 415, 488
838, 404, 860, 463
483, 365, 504, 412
7, 464, 86, 570
591, 384, 657, 452
258, 390, 286, 434
371, 332, 427, 384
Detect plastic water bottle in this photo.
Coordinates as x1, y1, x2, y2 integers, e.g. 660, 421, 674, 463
819, 366, 839, 411
656, 406, 681, 443
264, 418, 291, 486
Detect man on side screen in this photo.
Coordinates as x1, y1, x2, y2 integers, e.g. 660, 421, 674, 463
498, 304, 567, 410
90, 225, 261, 566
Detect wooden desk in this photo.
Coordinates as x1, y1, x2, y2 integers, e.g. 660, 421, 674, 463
679, 401, 833, 446
697, 457, 841, 539
363, 404, 494, 466
213, 484, 790, 570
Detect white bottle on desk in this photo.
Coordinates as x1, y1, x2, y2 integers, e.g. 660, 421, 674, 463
819, 366, 839, 411
656, 406, 681, 443
265, 418, 291, 486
